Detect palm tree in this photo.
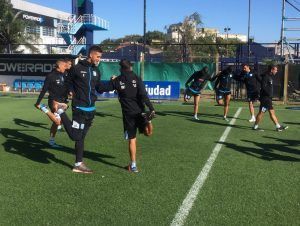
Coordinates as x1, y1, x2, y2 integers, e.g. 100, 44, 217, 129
0, 0, 39, 53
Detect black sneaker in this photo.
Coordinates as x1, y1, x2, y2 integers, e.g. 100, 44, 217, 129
72, 163, 93, 174
276, 125, 288, 132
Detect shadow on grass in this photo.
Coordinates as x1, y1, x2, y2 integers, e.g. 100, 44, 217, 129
156, 111, 250, 130
13, 118, 49, 130
94, 112, 121, 119
219, 140, 300, 162
0, 128, 124, 169
283, 121, 300, 125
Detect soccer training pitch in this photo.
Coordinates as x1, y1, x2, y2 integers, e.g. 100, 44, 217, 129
0, 96, 299, 225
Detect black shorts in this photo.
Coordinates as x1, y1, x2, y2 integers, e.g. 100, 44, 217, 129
247, 91, 259, 102
259, 97, 273, 112
123, 113, 147, 140
216, 89, 231, 100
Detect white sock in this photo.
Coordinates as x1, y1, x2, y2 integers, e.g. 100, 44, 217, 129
41, 105, 49, 114
131, 161, 136, 168
194, 114, 198, 118
54, 113, 61, 120
251, 115, 255, 119
57, 108, 64, 115
254, 124, 258, 129
75, 162, 82, 167
276, 124, 281, 129
49, 137, 54, 142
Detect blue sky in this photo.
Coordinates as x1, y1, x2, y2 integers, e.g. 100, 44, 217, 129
26, 0, 300, 43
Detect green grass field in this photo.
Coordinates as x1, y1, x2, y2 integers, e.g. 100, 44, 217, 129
0, 96, 299, 225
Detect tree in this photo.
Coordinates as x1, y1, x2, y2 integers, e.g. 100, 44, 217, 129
0, 0, 39, 53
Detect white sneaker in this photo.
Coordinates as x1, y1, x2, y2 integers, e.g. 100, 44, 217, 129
194, 115, 199, 120
248, 117, 256, 122
223, 116, 229, 122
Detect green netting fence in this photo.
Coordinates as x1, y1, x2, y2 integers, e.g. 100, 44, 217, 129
98, 62, 215, 89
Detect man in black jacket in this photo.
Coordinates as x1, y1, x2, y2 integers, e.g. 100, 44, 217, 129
35, 59, 69, 147
184, 66, 210, 120
240, 64, 260, 122
212, 66, 234, 121
104, 59, 155, 173
253, 65, 288, 132
57, 45, 106, 174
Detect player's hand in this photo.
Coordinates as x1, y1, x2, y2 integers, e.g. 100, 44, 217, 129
34, 104, 40, 109
111, 75, 117, 80
148, 110, 155, 120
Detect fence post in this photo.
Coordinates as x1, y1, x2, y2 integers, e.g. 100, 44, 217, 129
140, 52, 145, 80
283, 63, 289, 104
215, 52, 219, 76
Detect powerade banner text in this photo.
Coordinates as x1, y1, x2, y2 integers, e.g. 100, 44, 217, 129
99, 81, 180, 100
18, 11, 56, 27
0, 54, 75, 76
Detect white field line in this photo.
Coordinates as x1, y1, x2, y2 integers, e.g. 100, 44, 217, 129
170, 107, 243, 226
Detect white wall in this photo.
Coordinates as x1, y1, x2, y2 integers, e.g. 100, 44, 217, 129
11, 0, 70, 20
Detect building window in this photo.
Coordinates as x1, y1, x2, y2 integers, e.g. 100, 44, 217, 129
42, 27, 54, 37
25, 26, 40, 34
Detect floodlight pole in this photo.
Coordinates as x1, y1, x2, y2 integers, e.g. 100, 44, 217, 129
280, 0, 285, 57
140, 0, 146, 81
143, 0, 146, 54
247, 0, 251, 62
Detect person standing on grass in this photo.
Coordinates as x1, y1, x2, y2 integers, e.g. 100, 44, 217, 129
239, 63, 260, 122
211, 66, 234, 121
102, 59, 155, 173
56, 45, 108, 174
35, 59, 69, 148
253, 65, 288, 132
184, 66, 210, 120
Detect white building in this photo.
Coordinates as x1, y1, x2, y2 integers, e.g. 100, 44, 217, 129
167, 24, 247, 43
10, 0, 71, 53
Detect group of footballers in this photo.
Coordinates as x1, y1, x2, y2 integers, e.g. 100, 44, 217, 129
35, 46, 288, 174
184, 63, 288, 131
35, 45, 155, 174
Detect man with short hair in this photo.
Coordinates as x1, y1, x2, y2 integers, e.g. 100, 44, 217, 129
35, 59, 69, 147
212, 66, 234, 121
240, 64, 260, 122
253, 65, 288, 132
57, 45, 106, 173
103, 59, 155, 173
184, 66, 210, 120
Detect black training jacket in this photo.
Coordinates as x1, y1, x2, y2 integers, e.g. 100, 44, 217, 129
36, 70, 68, 105
239, 71, 259, 93
260, 72, 273, 98
185, 69, 210, 90
104, 71, 154, 115
67, 60, 104, 108
214, 70, 234, 91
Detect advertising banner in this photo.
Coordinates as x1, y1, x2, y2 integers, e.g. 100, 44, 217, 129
0, 54, 75, 76
99, 81, 180, 100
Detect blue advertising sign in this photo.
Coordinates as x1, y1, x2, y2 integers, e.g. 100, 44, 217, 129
98, 81, 180, 100
144, 81, 180, 100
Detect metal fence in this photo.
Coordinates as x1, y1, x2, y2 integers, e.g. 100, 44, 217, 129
2, 42, 299, 63
0, 43, 299, 102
